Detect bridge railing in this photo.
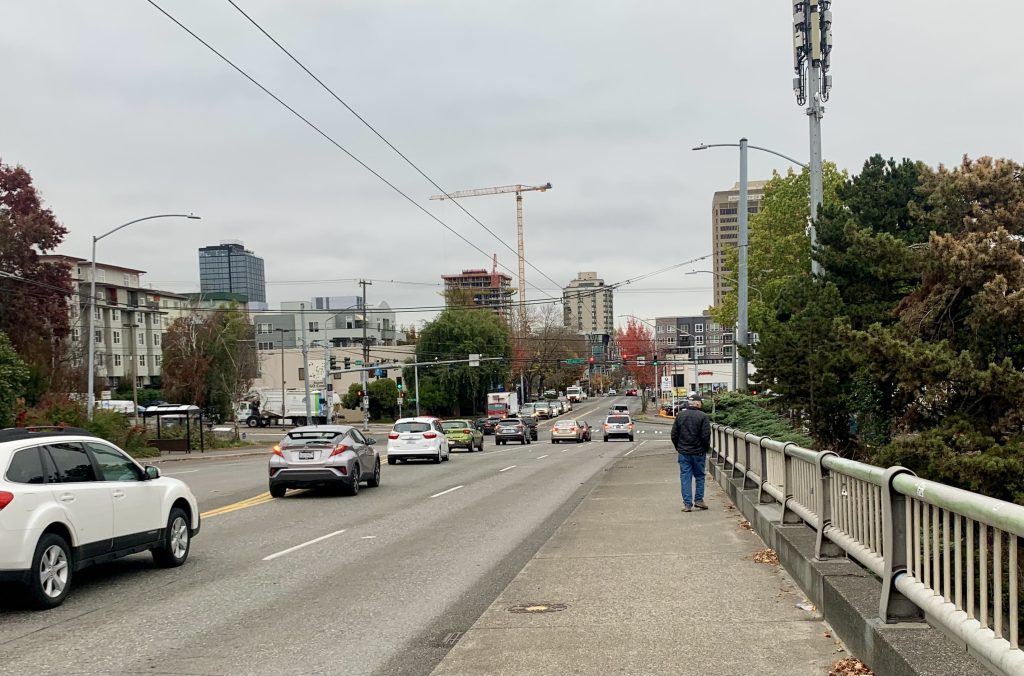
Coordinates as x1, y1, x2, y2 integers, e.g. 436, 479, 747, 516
711, 424, 1024, 676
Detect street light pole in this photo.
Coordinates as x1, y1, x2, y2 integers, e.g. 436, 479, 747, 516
274, 328, 290, 426
87, 213, 200, 420
300, 303, 312, 424
737, 138, 749, 392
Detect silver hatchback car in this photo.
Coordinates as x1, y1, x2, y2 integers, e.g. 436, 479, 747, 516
269, 425, 381, 497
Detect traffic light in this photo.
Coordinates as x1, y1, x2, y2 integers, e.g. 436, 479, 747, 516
329, 356, 337, 370
652, 354, 659, 366
344, 357, 351, 370
396, 376, 403, 390
588, 356, 595, 364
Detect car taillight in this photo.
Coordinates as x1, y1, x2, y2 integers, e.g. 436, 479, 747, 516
629, 423, 635, 430
330, 444, 350, 457
570, 427, 577, 432
603, 424, 609, 430
0, 491, 12, 511
272, 444, 283, 456
423, 432, 437, 439
464, 428, 472, 434
388, 432, 400, 439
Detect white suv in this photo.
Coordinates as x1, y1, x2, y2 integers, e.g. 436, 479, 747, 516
386, 417, 450, 464
0, 427, 200, 608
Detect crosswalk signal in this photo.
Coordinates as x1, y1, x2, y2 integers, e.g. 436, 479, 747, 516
344, 357, 351, 370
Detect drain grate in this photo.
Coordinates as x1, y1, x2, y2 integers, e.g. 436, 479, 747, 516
508, 602, 568, 614
441, 631, 464, 647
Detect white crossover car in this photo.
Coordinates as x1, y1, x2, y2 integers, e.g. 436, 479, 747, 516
386, 417, 451, 464
0, 427, 200, 608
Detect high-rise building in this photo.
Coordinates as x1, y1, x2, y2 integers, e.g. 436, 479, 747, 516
441, 260, 514, 321
712, 181, 767, 306
563, 272, 614, 340
198, 240, 266, 305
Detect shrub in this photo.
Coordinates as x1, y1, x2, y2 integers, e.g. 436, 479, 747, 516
709, 392, 814, 447
17, 395, 156, 458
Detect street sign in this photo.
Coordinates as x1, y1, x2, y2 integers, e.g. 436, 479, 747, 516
469, 353, 480, 367
362, 396, 369, 408
564, 358, 585, 365
397, 398, 403, 407
660, 376, 672, 393
698, 370, 714, 376
637, 356, 646, 366
355, 360, 364, 366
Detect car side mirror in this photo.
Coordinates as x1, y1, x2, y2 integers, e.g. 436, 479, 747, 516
145, 466, 161, 480
366, 438, 377, 445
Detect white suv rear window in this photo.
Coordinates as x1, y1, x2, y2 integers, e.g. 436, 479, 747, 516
395, 422, 431, 433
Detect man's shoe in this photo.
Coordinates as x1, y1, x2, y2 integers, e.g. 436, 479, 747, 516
681, 505, 692, 512
694, 501, 709, 510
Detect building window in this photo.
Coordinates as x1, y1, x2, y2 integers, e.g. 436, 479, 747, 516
153, 333, 160, 346
298, 368, 305, 381
113, 331, 121, 345
680, 324, 690, 334
139, 355, 146, 367
308, 321, 320, 333
723, 346, 733, 356
709, 347, 722, 356
114, 354, 122, 367
694, 335, 705, 346
97, 270, 105, 283
695, 324, 704, 333
72, 329, 80, 343
155, 355, 162, 366
695, 346, 705, 358
258, 341, 274, 350
719, 207, 737, 215
112, 309, 120, 321
257, 323, 272, 334
94, 330, 102, 344
94, 307, 101, 321
96, 353, 104, 367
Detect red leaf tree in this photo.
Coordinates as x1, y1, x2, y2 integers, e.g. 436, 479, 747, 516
616, 318, 655, 391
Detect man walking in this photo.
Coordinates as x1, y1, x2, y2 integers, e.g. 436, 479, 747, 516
670, 396, 711, 512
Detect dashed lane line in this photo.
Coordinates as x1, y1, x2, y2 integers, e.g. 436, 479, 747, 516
499, 465, 516, 472
535, 455, 549, 460
262, 529, 346, 561
430, 485, 464, 499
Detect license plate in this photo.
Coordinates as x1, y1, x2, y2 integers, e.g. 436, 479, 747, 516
299, 451, 314, 460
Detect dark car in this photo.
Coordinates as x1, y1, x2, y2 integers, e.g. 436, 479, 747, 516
522, 416, 539, 441
477, 417, 501, 435
578, 420, 593, 442
495, 418, 531, 445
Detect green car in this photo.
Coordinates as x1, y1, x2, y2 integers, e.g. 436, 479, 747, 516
442, 419, 485, 452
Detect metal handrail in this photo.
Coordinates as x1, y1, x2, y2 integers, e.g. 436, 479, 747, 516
711, 423, 1024, 676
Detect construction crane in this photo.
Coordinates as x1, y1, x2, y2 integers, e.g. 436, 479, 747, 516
430, 183, 552, 327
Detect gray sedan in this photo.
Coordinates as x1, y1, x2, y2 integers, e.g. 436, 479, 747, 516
269, 425, 381, 497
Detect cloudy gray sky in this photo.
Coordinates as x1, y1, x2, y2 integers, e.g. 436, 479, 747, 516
3, 1, 1022, 329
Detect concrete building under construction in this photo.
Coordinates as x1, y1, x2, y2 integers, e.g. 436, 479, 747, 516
441, 256, 514, 321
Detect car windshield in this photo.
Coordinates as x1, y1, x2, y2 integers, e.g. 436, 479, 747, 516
394, 422, 431, 433
554, 421, 576, 428
442, 421, 470, 430
607, 416, 631, 424
498, 419, 521, 425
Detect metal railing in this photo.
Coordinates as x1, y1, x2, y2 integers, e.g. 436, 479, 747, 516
712, 424, 1024, 676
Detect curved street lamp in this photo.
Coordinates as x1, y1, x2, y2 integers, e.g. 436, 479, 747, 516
692, 139, 807, 391
87, 213, 201, 419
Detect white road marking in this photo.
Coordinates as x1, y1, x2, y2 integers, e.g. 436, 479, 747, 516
263, 529, 346, 561
360, 536, 376, 539
535, 454, 549, 460
624, 440, 649, 457
499, 465, 516, 472
430, 485, 464, 498
561, 448, 571, 453
164, 469, 199, 475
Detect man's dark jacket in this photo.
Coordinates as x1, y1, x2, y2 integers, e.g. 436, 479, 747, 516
671, 408, 711, 455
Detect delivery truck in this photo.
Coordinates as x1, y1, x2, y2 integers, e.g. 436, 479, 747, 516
485, 391, 519, 418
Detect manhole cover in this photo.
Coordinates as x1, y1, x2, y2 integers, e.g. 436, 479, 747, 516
508, 603, 568, 614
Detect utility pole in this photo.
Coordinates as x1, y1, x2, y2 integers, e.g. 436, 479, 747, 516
359, 280, 372, 431
300, 303, 312, 424
274, 328, 289, 427
737, 137, 750, 392
793, 0, 832, 276
322, 340, 330, 424
130, 323, 139, 427
414, 363, 420, 416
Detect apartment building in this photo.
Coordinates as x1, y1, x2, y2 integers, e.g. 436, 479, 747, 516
712, 180, 767, 306
563, 272, 614, 341
42, 255, 187, 390
198, 240, 267, 308
655, 311, 734, 365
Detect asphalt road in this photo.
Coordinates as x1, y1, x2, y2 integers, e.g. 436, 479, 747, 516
0, 396, 661, 676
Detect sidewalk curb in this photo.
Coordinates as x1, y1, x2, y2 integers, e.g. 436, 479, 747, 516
149, 449, 269, 464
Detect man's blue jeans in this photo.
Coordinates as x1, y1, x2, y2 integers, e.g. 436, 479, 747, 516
677, 452, 706, 507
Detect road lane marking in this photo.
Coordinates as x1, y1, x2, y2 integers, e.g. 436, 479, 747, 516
200, 488, 307, 518
499, 465, 516, 472
624, 440, 649, 457
535, 455, 549, 460
561, 448, 571, 453
430, 485, 464, 498
360, 536, 376, 539
164, 469, 199, 475
263, 529, 346, 561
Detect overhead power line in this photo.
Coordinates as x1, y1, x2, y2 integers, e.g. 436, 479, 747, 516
222, 0, 563, 293
144, 0, 554, 299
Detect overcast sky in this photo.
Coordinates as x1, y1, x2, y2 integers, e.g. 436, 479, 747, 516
3, 1, 1023, 330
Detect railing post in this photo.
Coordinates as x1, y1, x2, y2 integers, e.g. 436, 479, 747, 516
814, 451, 844, 560
757, 438, 774, 504
781, 443, 802, 524
880, 465, 923, 623
730, 431, 743, 479
743, 434, 757, 490
717, 428, 730, 466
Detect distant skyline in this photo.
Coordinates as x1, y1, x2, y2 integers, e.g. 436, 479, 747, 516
3, 1, 1022, 331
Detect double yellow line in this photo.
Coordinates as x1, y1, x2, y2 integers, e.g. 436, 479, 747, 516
201, 491, 278, 518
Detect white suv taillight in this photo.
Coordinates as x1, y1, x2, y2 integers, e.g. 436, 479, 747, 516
0, 491, 13, 511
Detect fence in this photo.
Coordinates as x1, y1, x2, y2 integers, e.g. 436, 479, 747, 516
712, 424, 1024, 676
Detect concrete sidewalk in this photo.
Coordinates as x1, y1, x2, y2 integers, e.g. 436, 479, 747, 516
432, 446, 844, 676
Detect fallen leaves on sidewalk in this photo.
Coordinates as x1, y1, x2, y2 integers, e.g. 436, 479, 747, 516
829, 657, 873, 676
752, 548, 780, 566
738, 519, 752, 530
